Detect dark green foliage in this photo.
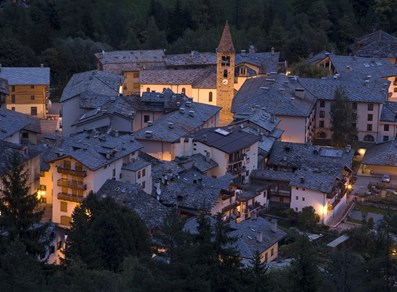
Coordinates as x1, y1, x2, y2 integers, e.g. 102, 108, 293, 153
298, 206, 320, 232
65, 192, 151, 272
0, 152, 49, 257
1, 0, 397, 99
330, 88, 358, 147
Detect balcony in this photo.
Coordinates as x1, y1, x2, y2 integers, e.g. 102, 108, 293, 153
57, 166, 87, 177
57, 179, 87, 190
228, 156, 245, 164
57, 192, 84, 203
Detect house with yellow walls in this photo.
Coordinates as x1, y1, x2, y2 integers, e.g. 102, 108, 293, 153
0, 66, 50, 118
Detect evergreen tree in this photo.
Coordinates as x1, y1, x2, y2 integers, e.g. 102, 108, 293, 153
330, 88, 357, 147
0, 152, 48, 256
287, 235, 321, 292
65, 193, 151, 272
248, 250, 269, 292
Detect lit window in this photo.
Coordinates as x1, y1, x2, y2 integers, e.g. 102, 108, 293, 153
60, 201, 67, 212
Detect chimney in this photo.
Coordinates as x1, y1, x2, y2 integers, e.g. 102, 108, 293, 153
203, 134, 207, 142
256, 231, 263, 243
147, 120, 153, 126
114, 130, 119, 137
300, 176, 305, 183
40, 63, 44, 68
271, 219, 277, 233
271, 47, 275, 55
168, 122, 174, 129
189, 110, 195, 117
0, 64, 2, 72
241, 49, 246, 56
295, 88, 305, 99
106, 152, 111, 159
145, 130, 153, 138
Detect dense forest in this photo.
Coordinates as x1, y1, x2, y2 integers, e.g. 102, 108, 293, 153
0, 0, 396, 98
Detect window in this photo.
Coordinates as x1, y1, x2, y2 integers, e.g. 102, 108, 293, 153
30, 95, 35, 100
60, 201, 67, 212
384, 136, 389, 142
368, 103, 374, 111
146, 87, 150, 92
384, 124, 390, 131
75, 162, 83, 171
119, 173, 122, 179
11, 95, 15, 103
320, 101, 325, 108
352, 103, 357, 110
142, 168, 146, 177
367, 124, 372, 131
352, 113, 357, 120
141, 181, 146, 189
138, 171, 141, 179
123, 84, 127, 90
223, 69, 228, 78
31, 107, 37, 116
239, 67, 247, 75
63, 160, 71, 169
133, 72, 139, 78
295, 207, 298, 211
40, 185, 46, 191
11, 107, 15, 111
31, 85, 34, 89
265, 252, 268, 262
144, 115, 150, 123
364, 135, 375, 142
11, 85, 15, 92
319, 111, 325, 118
367, 114, 373, 121
352, 123, 356, 128
296, 196, 298, 200
271, 248, 274, 256
112, 169, 115, 177
302, 197, 305, 201
40, 171, 45, 177
221, 56, 230, 66
22, 132, 29, 138
209, 92, 213, 102
60, 216, 71, 226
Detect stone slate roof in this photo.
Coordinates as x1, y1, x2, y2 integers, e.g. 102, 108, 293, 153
61, 70, 123, 103
174, 153, 218, 173
72, 95, 136, 127
362, 140, 397, 167
95, 50, 165, 65
191, 70, 216, 88
233, 108, 281, 133
0, 140, 41, 175
44, 131, 143, 171
121, 157, 150, 172
140, 68, 211, 85
235, 52, 280, 74
267, 141, 354, 175
160, 169, 233, 211
320, 53, 397, 79
250, 169, 297, 181
299, 76, 388, 103
229, 217, 286, 260
0, 77, 8, 95
164, 51, 216, 67
290, 170, 336, 194
190, 127, 259, 154
351, 30, 397, 58
232, 75, 317, 117
97, 179, 169, 229
381, 102, 397, 122
0, 67, 50, 85
184, 216, 286, 260
139, 89, 188, 111
217, 22, 235, 52
134, 101, 220, 143
0, 108, 41, 140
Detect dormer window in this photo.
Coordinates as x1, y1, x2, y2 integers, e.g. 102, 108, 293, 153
221, 56, 230, 66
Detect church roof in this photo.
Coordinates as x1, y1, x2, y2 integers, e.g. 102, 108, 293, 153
217, 22, 235, 53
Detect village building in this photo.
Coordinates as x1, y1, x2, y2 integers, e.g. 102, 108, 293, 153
41, 131, 144, 227
360, 139, 397, 175
0, 66, 50, 118
250, 142, 354, 225
133, 100, 220, 161
183, 215, 286, 266
350, 30, 397, 64
174, 126, 259, 182
0, 77, 8, 108
232, 74, 317, 143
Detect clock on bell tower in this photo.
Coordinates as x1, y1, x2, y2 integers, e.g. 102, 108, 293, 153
216, 21, 235, 125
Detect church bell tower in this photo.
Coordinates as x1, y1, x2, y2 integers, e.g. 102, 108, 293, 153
216, 21, 235, 125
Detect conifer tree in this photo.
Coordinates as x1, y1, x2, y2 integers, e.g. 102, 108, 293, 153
0, 152, 48, 256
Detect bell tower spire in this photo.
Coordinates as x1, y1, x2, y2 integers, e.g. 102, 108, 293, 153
216, 21, 235, 125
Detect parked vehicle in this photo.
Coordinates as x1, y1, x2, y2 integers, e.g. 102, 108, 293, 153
382, 174, 391, 183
